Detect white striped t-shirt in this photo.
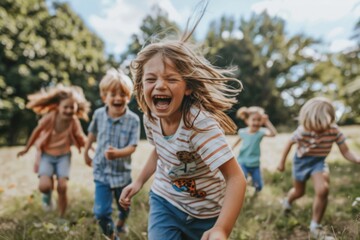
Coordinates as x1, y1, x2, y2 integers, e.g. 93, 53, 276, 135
144, 107, 234, 219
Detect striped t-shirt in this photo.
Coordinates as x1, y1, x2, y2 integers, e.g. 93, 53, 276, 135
291, 125, 346, 158
144, 107, 234, 219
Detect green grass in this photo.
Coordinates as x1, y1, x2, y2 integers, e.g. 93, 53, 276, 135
1, 161, 360, 239
1, 130, 360, 240
231, 161, 360, 240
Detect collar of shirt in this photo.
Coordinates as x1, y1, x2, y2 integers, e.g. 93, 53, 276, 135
105, 106, 129, 124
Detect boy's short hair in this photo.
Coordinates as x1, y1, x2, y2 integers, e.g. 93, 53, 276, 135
99, 69, 133, 100
299, 97, 335, 132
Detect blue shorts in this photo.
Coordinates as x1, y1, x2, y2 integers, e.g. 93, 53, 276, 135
148, 191, 217, 240
292, 155, 328, 182
38, 152, 71, 179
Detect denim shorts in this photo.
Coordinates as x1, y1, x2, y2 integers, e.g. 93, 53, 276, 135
148, 191, 217, 240
38, 152, 71, 179
292, 154, 328, 182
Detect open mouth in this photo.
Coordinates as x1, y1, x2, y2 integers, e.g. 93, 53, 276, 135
153, 95, 172, 110
112, 103, 124, 108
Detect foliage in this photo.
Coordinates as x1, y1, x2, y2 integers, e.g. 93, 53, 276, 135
337, 17, 360, 123
1, 2, 360, 145
203, 12, 321, 127
0, 0, 108, 145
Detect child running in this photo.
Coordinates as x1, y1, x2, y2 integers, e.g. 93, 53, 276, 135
84, 69, 140, 240
119, 11, 247, 240
277, 97, 360, 239
232, 106, 277, 192
17, 84, 90, 216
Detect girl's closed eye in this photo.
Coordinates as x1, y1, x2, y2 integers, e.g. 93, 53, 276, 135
168, 78, 181, 83
145, 78, 156, 83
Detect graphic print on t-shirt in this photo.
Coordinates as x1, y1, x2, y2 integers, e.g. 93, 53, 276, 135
169, 151, 207, 198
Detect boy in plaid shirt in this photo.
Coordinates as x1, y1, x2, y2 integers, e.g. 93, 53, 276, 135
84, 69, 140, 240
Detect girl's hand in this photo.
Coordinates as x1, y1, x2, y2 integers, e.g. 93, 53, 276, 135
201, 226, 227, 240
105, 146, 118, 160
119, 181, 142, 210
17, 149, 28, 158
33, 159, 40, 173
277, 164, 285, 172
261, 114, 269, 125
84, 153, 92, 167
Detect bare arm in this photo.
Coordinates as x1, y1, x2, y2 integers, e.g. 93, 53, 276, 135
73, 118, 87, 149
201, 158, 246, 240
17, 125, 42, 157
105, 145, 137, 160
277, 139, 295, 172
119, 147, 158, 209
262, 114, 277, 137
84, 133, 96, 167
338, 142, 360, 164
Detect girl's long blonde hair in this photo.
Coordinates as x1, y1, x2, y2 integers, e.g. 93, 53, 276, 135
26, 84, 91, 121
298, 97, 335, 132
130, 4, 242, 133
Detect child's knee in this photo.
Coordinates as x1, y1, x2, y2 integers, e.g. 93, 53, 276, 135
57, 179, 67, 194
316, 185, 329, 198
38, 180, 52, 193
94, 207, 112, 220
39, 185, 52, 193
94, 202, 112, 220
293, 188, 305, 198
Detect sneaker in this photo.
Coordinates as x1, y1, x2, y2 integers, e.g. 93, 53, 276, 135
116, 224, 129, 234
280, 198, 292, 213
310, 226, 335, 240
41, 192, 53, 212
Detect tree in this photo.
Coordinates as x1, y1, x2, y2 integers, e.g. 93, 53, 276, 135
339, 17, 360, 123
203, 12, 320, 127
0, 0, 108, 145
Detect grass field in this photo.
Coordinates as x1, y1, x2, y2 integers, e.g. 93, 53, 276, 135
0, 126, 360, 239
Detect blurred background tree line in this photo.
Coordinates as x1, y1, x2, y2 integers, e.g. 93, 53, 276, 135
0, 0, 359, 146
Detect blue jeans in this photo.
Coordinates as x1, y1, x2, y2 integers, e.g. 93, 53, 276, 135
148, 191, 217, 240
240, 164, 263, 191
93, 180, 130, 237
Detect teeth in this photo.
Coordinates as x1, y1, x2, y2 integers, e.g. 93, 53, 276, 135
153, 95, 171, 99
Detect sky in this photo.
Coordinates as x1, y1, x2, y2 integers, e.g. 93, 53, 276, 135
59, 0, 360, 55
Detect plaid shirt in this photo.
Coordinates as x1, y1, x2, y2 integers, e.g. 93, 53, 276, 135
88, 106, 140, 188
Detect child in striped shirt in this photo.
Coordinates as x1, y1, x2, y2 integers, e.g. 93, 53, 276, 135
277, 97, 360, 239
119, 11, 246, 240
